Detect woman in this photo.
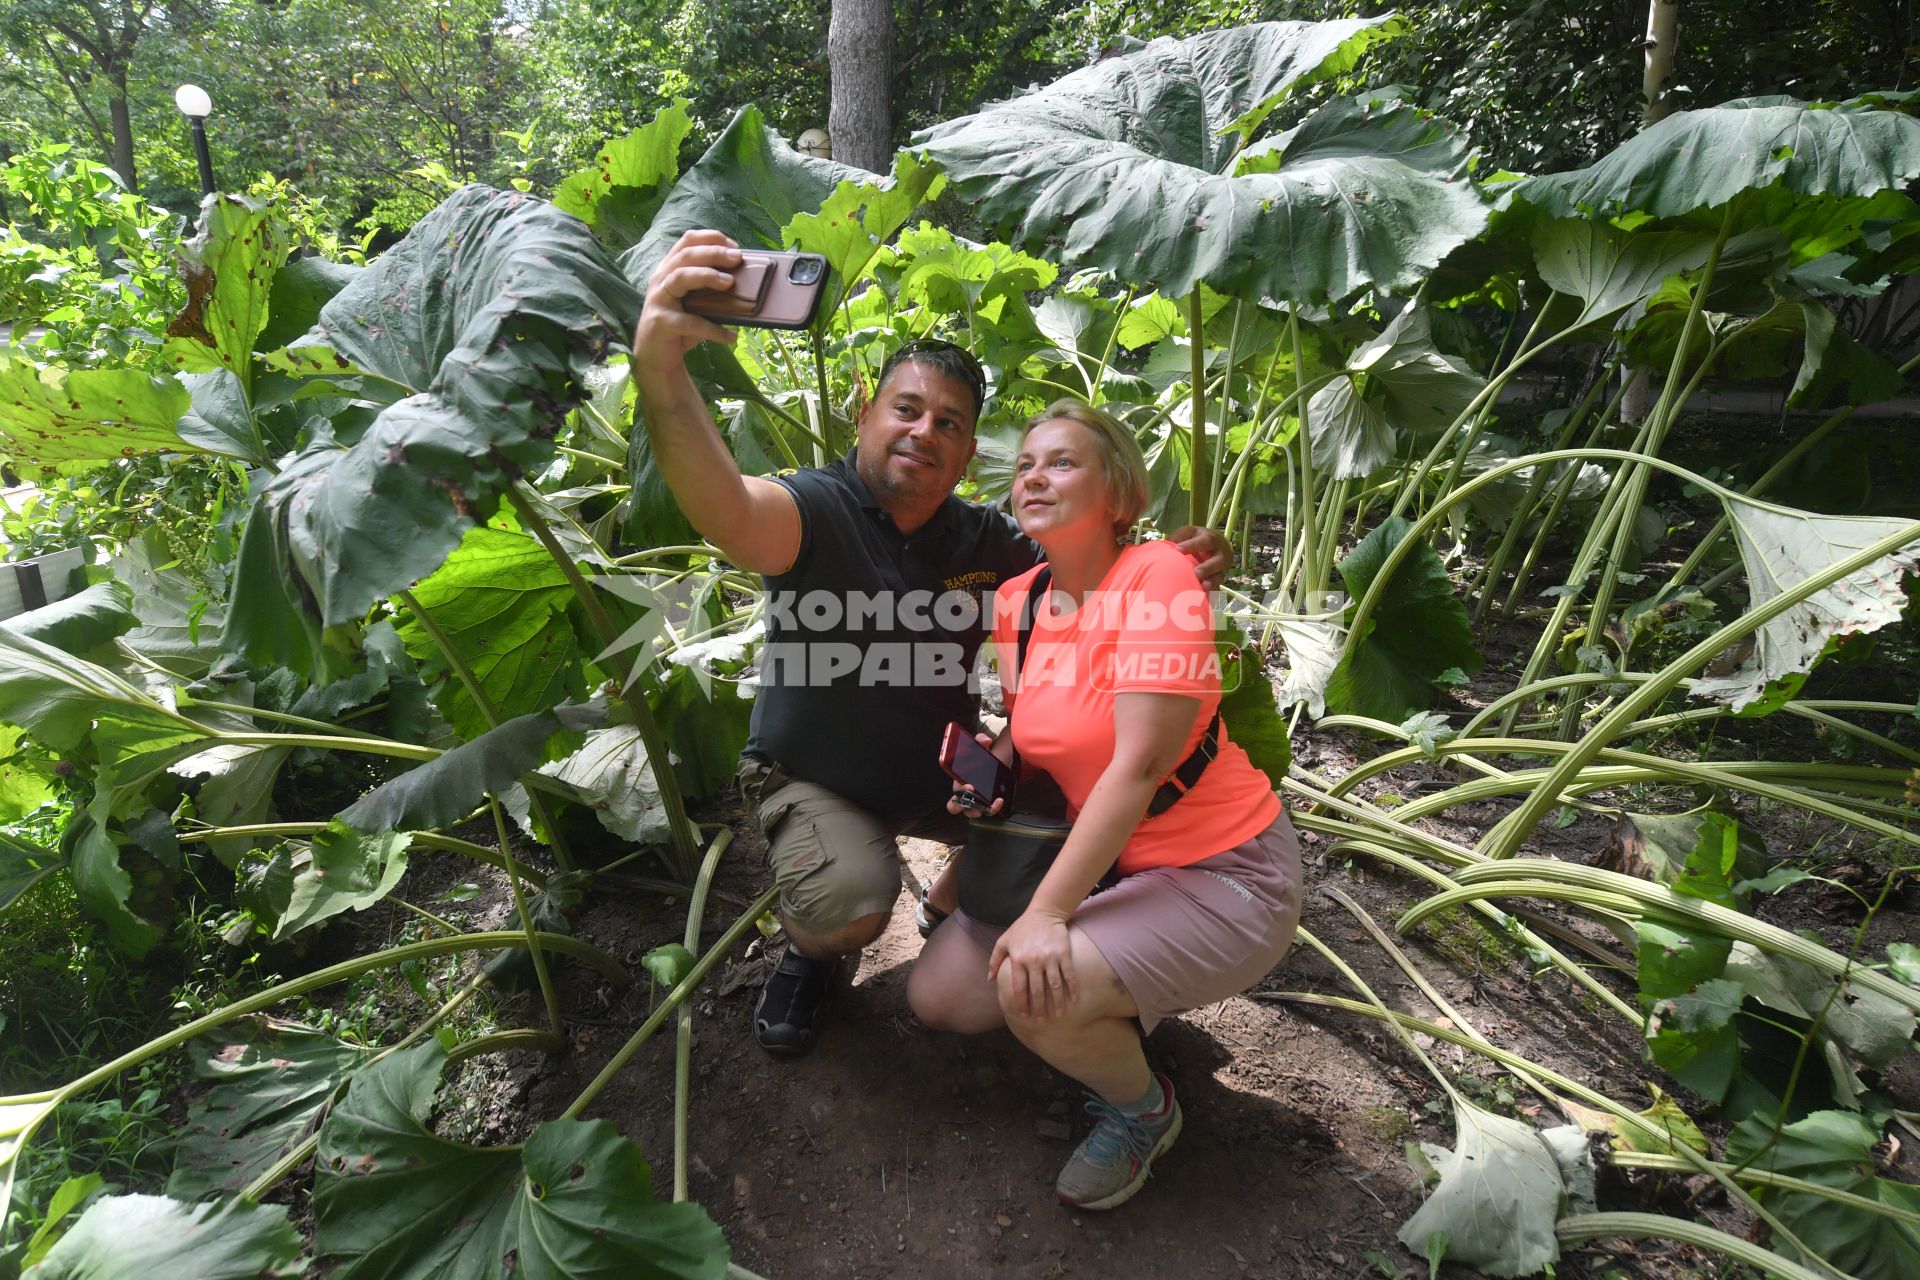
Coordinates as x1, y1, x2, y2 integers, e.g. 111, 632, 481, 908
907, 399, 1302, 1212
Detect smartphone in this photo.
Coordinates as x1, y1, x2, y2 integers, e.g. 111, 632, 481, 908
684, 250, 829, 330
939, 722, 1014, 812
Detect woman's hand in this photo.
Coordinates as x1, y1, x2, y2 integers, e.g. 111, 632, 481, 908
945, 730, 1009, 817
988, 907, 1078, 1018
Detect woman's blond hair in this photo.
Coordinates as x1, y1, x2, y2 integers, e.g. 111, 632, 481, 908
1023, 398, 1150, 540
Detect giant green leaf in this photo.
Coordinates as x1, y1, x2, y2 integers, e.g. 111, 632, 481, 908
0, 727, 54, 825
0, 827, 61, 916
506, 725, 668, 846
621, 104, 868, 291
2, 582, 135, 656
1323, 517, 1482, 721
25, 1194, 305, 1278
785, 151, 945, 317
1789, 302, 1905, 409
161, 194, 290, 395
168, 1016, 371, 1201
395, 524, 582, 739
0, 625, 202, 760
113, 534, 224, 678
256, 255, 363, 354
1530, 220, 1715, 332
228, 186, 640, 650
312, 1042, 727, 1279
914, 22, 1490, 303
1397, 1100, 1585, 1276
1689, 499, 1920, 712
887, 223, 1055, 326
1518, 97, 1920, 222
0, 359, 196, 468
272, 823, 414, 939
1308, 307, 1483, 480
1216, 634, 1290, 785
338, 702, 601, 835
553, 99, 694, 251
1727, 1110, 1920, 1280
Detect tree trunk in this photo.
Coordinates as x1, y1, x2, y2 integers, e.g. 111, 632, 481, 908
827, 0, 893, 174
1622, 0, 1682, 425
1641, 0, 1680, 125
107, 71, 137, 190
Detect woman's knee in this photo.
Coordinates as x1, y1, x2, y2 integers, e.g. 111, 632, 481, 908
908, 947, 998, 1033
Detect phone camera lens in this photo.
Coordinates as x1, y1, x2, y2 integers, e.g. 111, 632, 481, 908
788, 256, 824, 285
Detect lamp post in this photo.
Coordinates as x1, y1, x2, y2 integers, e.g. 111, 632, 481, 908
174, 83, 215, 196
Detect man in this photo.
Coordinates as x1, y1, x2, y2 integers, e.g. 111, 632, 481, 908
632, 230, 1229, 1056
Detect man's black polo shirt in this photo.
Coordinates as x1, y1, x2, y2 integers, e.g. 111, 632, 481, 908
746, 452, 1041, 818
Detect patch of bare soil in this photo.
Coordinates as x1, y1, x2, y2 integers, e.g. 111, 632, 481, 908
418, 759, 1918, 1280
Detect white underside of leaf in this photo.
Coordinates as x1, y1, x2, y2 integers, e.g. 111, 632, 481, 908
1689, 499, 1920, 711
1396, 1101, 1579, 1277
510, 725, 669, 845
1275, 614, 1347, 718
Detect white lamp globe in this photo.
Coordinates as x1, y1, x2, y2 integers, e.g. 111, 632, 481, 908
174, 84, 212, 119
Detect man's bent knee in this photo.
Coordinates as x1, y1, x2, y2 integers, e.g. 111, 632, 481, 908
785, 909, 889, 960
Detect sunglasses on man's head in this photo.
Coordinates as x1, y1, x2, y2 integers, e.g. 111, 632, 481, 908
887, 337, 987, 404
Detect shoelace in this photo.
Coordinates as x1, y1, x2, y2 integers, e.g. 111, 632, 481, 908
1078, 1093, 1156, 1167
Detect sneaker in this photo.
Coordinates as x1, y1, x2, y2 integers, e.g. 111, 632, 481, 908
1055, 1074, 1182, 1211
753, 947, 838, 1058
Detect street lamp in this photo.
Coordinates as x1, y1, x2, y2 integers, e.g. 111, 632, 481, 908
174, 83, 215, 196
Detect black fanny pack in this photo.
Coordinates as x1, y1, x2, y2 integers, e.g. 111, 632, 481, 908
955, 567, 1219, 928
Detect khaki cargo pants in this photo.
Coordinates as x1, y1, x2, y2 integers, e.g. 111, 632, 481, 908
738, 755, 969, 932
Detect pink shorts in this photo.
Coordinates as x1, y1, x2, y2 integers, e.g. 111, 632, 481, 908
954, 812, 1303, 1033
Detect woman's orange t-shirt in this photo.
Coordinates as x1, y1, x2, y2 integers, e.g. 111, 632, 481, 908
991, 541, 1281, 875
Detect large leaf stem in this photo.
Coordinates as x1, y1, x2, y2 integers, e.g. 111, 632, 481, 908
491, 795, 564, 1038
1470, 369, 1622, 622
1554, 1213, 1838, 1280
563, 885, 778, 1121
1559, 208, 1737, 737
177, 822, 545, 887
675, 828, 733, 1202
1187, 290, 1211, 527
1401, 861, 1920, 1012
511, 484, 700, 880
1478, 515, 1920, 859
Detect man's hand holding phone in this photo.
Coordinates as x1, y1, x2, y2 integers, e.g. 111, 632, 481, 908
940, 723, 1013, 817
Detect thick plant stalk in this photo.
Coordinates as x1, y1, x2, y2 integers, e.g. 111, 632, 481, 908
1471, 370, 1622, 622
1555, 1213, 1837, 1280
0, 929, 624, 1225
674, 828, 733, 1202
1402, 860, 1920, 1012
1324, 885, 1568, 1103
1498, 391, 1629, 624
512, 485, 700, 880
399, 587, 576, 872
1288, 309, 1324, 599
1609, 1151, 1920, 1228
1561, 208, 1737, 738
563, 886, 779, 1121
491, 796, 564, 1037
1478, 515, 1920, 860
179, 822, 549, 887
1187, 290, 1212, 527
1392, 304, 1556, 522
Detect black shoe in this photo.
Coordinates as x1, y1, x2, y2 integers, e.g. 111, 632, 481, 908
754, 948, 838, 1058
914, 883, 949, 940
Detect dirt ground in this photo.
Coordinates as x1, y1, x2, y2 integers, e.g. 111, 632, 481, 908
418, 708, 1918, 1280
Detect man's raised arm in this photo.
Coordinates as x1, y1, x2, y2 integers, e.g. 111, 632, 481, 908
630, 229, 803, 576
